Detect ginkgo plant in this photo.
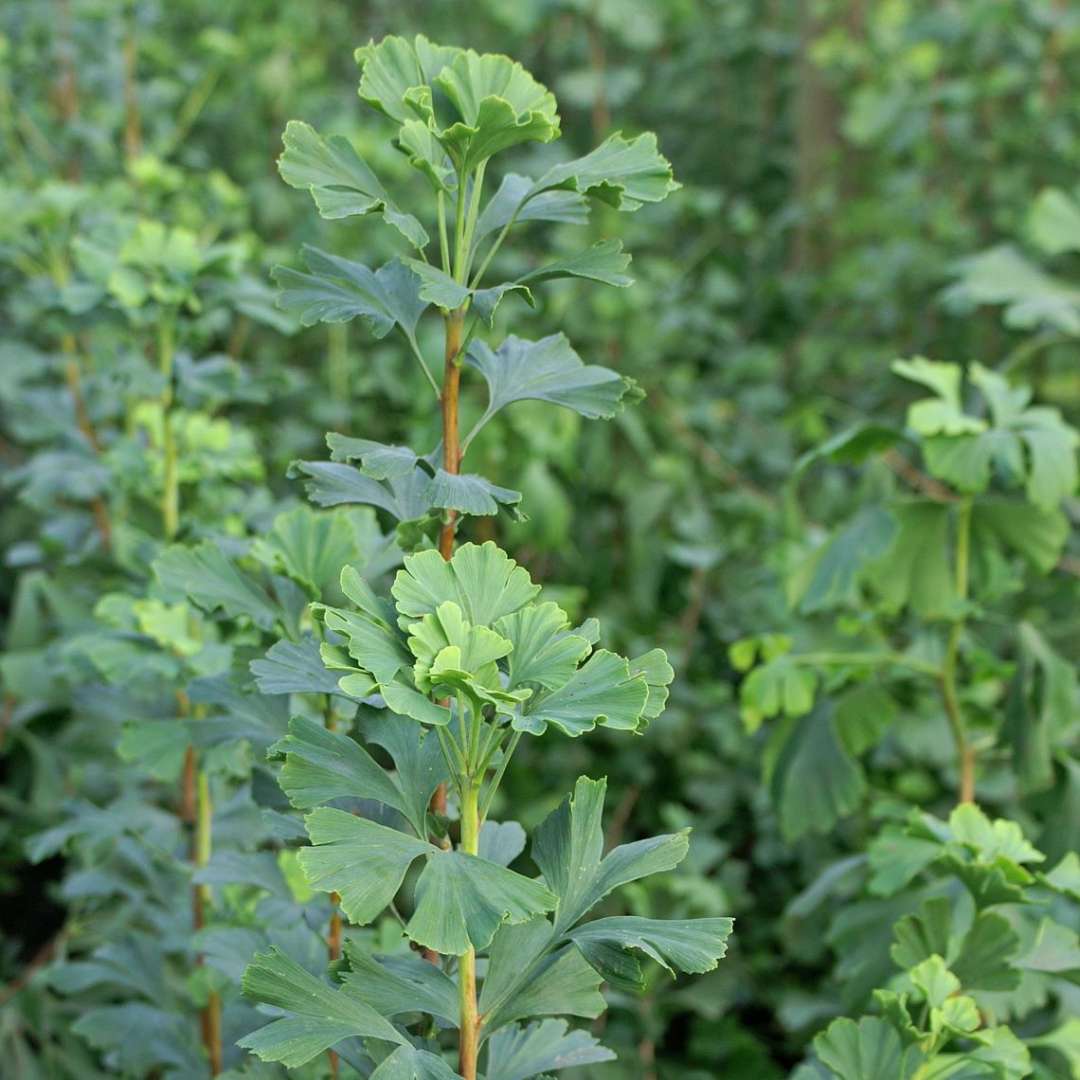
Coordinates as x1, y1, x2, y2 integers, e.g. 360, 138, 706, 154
734, 357, 1079, 1077
236, 34, 732, 1080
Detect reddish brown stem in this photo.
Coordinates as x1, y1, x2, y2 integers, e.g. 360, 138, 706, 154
438, 310, 464, 558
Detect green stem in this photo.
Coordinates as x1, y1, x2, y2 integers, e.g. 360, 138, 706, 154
469, 206, 519, 289
437, 191, 451, 275
159, 312, 179, 540
941, 498, 975, 804
194, 768, 222, 1074
479, 730, 521, 822
458, 782, 481, 1080
453, 171, 469, 283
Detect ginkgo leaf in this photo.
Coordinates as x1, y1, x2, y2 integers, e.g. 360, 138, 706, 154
328, 434, 427, 480
398, 119, 455, 191
893, 356, 986, 437
483, 1019, 615, 1080
409, 850, 557, 956
269, 716, 406, 818
238, 948, 405, 1067
381, 682, 453, 726
251, 635, 346, 696
300, 809, 432, 923
251, 505, 362, 598
479, 917, 605, 1033
364, 712, 450, 833
392, 542, 540, 629
326, 436, 523, 518
370, 1045, 462, 1080
407, 600, 511, 694
768, 708, 867, 842
299, 809, 555, 954
402, 259, 532, 323
514, 649, 650, 737
342, 945, 459, 1026
355, 35, 458, 124
517, 240, 632, 289
465, 335, 638, 437
317, 599, 411, 686
567, 916, 734, 991
532, 776, 689, 934
153, 541, 283, 631
631, 648, 675, 722
496, 602, 591, 692
434, 49, 560, 170
524, 131, 678, 210
274, 248, 427, 340
813, 1016, 924, 1080
949, 245, 1080, 334
425, 471, 524, 518
864, 501, 956, 619
278, 120, 428, 248
475, 173, 589, 241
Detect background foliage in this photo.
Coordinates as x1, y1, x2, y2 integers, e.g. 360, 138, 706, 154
1, 1, 1078, 1078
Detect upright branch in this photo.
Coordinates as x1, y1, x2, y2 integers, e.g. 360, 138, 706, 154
941, 497, 975, 804
256, 36, 683, 1080
439, 307, 464, 559
159, 312, 179, 540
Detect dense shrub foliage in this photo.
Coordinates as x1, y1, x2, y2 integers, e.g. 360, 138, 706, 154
1, 3, 1077, 1079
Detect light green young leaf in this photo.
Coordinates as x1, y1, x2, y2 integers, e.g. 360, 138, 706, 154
813, 1016, 923, 1080
434, 49, 560, 170
355, 35, 458, 124
496, 602, 591, 692
278, 120, 428, 248
392, 542, 540, 629
407, 600, 511, 696
906, 955, 960, 1008
238, 947, 405, 1067
1028, 187, 1080, 256
739, 654, 818, 731
532, 776, 689, 934
483, 1019, 615, 1080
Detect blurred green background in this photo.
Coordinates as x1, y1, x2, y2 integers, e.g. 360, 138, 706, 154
2, 1, 1079, 1077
